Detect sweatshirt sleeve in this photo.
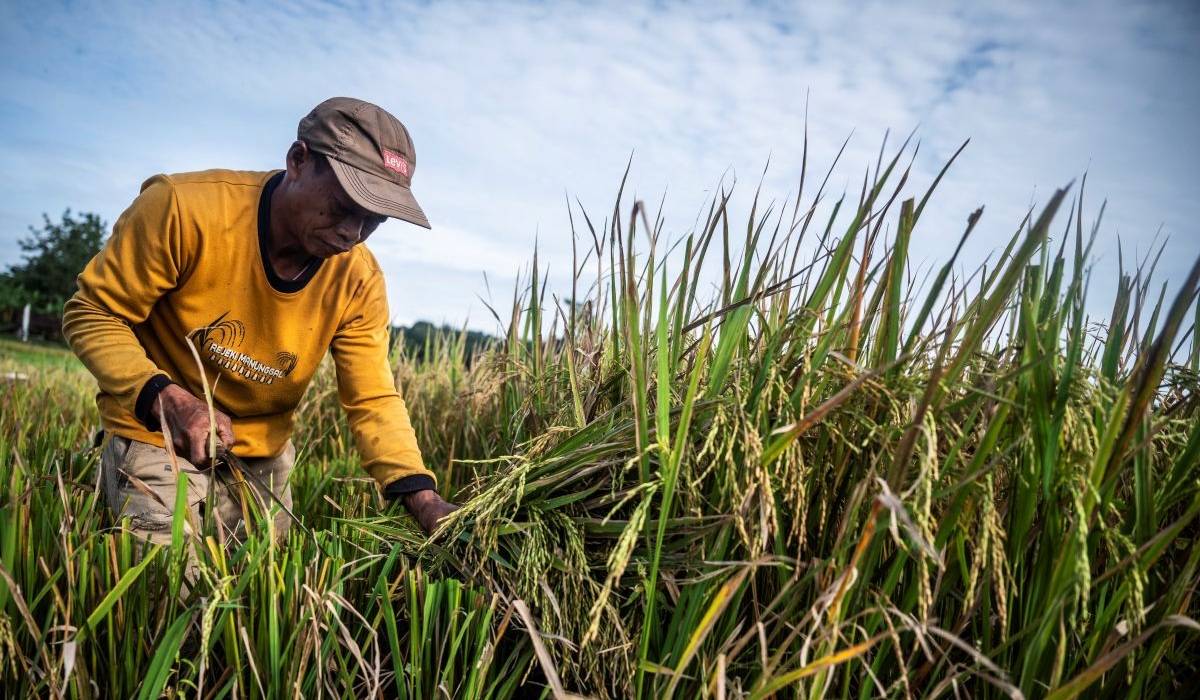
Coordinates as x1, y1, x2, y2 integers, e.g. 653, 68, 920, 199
62, 175, 189, 417
329, 267, 437, 493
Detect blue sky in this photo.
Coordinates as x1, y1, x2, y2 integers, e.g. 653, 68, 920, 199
2, 0, 1197, 333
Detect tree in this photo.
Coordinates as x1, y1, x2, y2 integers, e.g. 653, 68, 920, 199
4, 209, 107, 312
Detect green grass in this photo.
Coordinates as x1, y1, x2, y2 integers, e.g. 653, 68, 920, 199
1, 138, 1198, 699
0, 335, 84, 374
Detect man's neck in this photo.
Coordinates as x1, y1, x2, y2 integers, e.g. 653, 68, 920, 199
266, 179, 312, 279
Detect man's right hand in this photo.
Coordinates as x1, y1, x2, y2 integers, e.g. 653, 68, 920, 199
156, 384, 235, 466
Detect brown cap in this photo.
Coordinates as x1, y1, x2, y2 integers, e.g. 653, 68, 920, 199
298, 97, 431, 228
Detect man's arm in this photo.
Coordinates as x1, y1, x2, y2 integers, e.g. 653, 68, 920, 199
63, 176, 185, 411
328, 266, 457, 534
63, 175, 234, 462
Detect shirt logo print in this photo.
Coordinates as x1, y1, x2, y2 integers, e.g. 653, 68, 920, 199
190, 312, 298, 385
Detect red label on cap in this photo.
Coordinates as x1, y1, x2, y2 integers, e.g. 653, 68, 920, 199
382, 149, 410, 177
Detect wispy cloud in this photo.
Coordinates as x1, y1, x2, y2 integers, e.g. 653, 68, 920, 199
2, 0, 1196, 329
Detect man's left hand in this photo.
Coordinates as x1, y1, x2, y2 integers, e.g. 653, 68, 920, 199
403, 489, 459, 535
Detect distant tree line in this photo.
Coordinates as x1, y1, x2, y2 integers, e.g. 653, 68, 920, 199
391, 321, 498, 365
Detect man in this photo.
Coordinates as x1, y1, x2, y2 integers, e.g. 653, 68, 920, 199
63, 97, 457, 545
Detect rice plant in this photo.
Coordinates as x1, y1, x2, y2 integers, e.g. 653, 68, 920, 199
1, 134, 1197, 699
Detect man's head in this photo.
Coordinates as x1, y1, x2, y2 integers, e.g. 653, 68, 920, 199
297, 97, 430, 229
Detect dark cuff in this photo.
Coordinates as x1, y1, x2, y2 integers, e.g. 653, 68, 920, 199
383, 475, 438, 500
134, 374, 175, 432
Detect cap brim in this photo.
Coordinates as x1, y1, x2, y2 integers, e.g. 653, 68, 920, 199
327, 158, 431, 229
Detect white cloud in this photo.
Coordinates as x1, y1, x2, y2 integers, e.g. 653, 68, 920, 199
1, 0, 1196, 332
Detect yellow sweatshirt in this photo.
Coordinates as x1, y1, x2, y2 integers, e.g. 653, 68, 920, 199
63, 169, 435, 493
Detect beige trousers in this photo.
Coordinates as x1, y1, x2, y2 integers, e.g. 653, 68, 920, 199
100, 436, 295, 547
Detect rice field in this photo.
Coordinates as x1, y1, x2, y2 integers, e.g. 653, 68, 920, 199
1, 140, 1198, 699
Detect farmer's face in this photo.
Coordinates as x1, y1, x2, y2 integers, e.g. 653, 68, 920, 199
291, 150, 386, 258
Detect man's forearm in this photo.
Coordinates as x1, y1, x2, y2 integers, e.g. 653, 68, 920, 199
63, 293, 169, 413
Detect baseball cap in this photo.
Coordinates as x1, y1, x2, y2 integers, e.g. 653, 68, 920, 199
298, 97, 431, 229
